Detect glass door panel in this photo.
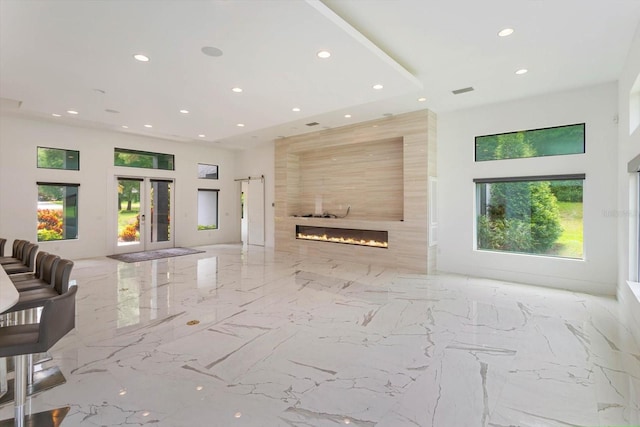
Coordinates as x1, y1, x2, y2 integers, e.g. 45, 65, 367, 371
115, 177, 174, 253
117, 178, 143, 250
148, 180, 173, 249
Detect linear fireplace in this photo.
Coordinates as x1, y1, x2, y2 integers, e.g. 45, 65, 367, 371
296, 225, 388, 248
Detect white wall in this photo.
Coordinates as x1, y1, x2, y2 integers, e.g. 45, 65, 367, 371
234, 142, 275, 248
438, 83, 619, 295
0, 114, 240, 259
617, 23, 640, 345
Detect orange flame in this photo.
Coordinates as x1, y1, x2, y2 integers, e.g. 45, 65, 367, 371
297, 233, 388, 248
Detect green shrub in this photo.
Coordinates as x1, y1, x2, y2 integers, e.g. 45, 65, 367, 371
37, 228, 63, 241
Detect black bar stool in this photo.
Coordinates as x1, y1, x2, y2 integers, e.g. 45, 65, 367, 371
2, 244, 38, 275
10, 254, 59, 293
0, 259, 74, 408
0, 241, 27, 265
0, 286, 77, 427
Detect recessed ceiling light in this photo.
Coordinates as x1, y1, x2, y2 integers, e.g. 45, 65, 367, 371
198, 134, 206, 138
344, 114, 352, 118
122, 125, 129, 129
51, 113, 61, 117
292, 107, 301, 112
179, 109, 189, 114
498, 28, 514, 37
201, 46, 223, 57
372, 84, 384, 90
515, 68, 528, 75
232, 87, 243, 93
105, 109, 120, 114
144, 124, 153, 128
317, 50, 331, 59
67, 110, 79, 115
133, 54, 150, 62
418, 97, 427, 102
237, 123, 245, 127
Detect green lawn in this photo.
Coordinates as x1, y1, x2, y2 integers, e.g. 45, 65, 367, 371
548, 201, 583, 258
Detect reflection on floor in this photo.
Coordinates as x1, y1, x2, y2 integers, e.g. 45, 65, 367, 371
1, 244, 638, 426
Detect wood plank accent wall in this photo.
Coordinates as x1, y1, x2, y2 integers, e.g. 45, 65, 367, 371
275, 109, 437, 273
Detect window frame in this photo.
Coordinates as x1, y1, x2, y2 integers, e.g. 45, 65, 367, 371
197, 188, 219, 231
197, 163, 219, 180
474, 123, 586, 162
114, 148, 175, 171
36, 182, 80, 242
474, 174, 585, 259
37, 146, 80, 170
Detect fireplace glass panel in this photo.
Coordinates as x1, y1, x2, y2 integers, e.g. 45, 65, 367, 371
296, 225, 388, 248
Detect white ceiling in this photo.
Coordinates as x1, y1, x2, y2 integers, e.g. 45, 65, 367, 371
1, 0, 639, 150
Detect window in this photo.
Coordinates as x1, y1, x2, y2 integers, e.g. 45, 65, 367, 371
475, 175, 584, 258
114, 148, 174, 170
198, 163, 218, 179
475, 123, 585, 161
37, 147, 79, 170
197, 189, 218, 230
37, 182, 79, 241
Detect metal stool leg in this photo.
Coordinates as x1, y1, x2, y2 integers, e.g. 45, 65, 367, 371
14, 354, 27, 427
0, 358, 6, 398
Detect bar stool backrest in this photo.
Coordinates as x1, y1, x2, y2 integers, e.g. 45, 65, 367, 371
12, 240, 27, 258
37, 286, 77, 352
0, 238, 5, 256
53, 259, 74, 295
41, 254, 61, 286
33, 251, 50, 278
20, 243, 39, 269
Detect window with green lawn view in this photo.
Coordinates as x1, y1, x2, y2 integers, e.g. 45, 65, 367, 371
37, 147, 79, 170
37, 183, 79, 241
198, 189, 218, 230
475, 176, 584, 258
475, 123, 585, 161
114, 148, 174, 170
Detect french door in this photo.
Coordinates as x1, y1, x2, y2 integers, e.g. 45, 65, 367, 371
115, 177, 174, 253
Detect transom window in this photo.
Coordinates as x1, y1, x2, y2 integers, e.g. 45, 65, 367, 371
37, 146, 79, 170
475, 123, 585, 162
114, 148, 174, 170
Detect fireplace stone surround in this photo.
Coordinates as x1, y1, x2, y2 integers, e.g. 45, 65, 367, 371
275, 110, 437, 273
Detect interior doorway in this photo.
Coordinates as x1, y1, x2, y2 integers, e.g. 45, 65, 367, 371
238, 176, 265, 246
114, 177, 174, 254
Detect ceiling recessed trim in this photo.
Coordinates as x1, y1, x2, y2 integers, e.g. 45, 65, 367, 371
201, 46, 223, 57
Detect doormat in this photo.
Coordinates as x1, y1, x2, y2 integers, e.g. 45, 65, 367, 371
107, 247, 205, 263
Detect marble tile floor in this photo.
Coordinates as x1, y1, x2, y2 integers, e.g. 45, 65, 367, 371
1, 244, 638, 427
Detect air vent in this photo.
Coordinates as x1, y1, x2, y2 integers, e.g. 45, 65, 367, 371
452, 87, 474, 95
306, 122, 320, 126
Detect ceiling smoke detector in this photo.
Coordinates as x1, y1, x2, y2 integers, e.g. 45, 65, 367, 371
452, 87, 474, 95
